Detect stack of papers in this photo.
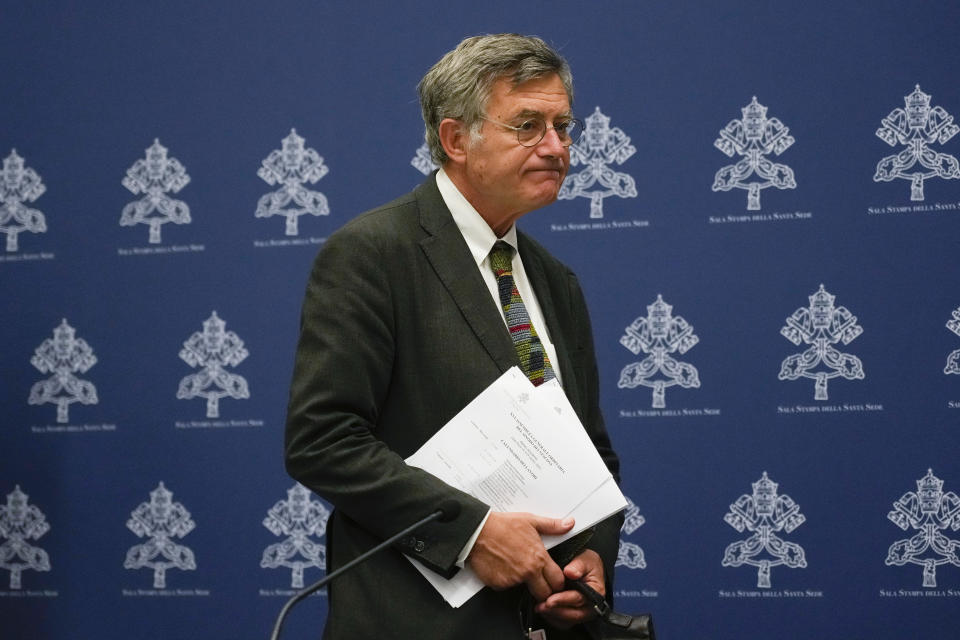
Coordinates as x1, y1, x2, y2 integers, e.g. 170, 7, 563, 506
406, 366, 627, 607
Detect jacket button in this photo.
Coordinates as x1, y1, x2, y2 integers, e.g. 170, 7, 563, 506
414, 540, 425, 552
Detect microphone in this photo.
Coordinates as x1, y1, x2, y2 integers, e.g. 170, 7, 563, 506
433, 499, 462, 523
269, 499, 461, 640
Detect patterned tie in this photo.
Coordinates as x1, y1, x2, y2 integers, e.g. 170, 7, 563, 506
488, 241, 556, 386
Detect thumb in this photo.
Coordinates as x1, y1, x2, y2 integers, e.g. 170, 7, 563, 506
563, 555, 588, 580
530, 515, 575, 535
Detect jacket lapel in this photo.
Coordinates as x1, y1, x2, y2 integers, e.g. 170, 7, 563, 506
415, 176, 518, 374
518, 234, 581, 408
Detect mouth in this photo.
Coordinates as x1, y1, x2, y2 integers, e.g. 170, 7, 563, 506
529, 168, 564, 180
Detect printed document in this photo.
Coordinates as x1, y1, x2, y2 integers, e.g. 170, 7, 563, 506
406, 367, 627, 607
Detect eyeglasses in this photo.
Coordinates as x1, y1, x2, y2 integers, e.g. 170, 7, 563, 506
479, 115, 583, 147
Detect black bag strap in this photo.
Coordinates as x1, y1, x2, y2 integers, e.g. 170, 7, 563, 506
567, 579, 656, 640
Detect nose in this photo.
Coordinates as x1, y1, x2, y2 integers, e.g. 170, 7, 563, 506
536, 126, 567, 157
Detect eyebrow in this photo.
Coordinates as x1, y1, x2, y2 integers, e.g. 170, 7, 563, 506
508, 108, 575, 121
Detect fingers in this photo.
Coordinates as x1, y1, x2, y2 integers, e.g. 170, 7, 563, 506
535, 586, 592, 630
541, 556, 567, 595
467, 512, 569, 601
526, 564, 563, 602
562, 556, 587, 581
563, 549, 604, 593
535, 549, 607, 628
535, 598, 594, 629
540, 588, 586, 610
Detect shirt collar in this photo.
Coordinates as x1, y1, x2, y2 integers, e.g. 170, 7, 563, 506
436, 167, 518, 267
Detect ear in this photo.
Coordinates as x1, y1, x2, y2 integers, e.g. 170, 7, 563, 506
438, 118, 469, 164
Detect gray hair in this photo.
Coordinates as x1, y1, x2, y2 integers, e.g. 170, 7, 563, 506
418, 33, 574, 166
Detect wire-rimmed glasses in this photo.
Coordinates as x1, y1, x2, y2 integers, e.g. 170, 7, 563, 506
479, 115, 583, 147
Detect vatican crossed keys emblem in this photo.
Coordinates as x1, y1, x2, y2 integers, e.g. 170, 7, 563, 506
124, 482, 196, 589
943, 306, 960, 375
713, 97, 796, 210
874, 85, 959, 201
618, 295, 700, 408
0, 486, 51, 589
617, 496, 647, 571
28, 319, 99, 424
558, 107, 637, 219
176, 311, 250, 418
411, 143, 439, 176
722, 472, 807, 588
778, 285, 864, 400
120, 139, 191, 244
0, 149, 47, 252
256, 129, 330, 235
261, 484, 329, 588
886, 469, 960, 587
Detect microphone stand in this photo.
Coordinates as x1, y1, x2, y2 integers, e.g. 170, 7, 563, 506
269, 503, 459, 640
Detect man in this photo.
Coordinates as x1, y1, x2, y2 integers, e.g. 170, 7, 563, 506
285, 34, 622, 639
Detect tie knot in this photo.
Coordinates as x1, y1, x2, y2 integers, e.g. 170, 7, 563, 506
489, 241, 514, 274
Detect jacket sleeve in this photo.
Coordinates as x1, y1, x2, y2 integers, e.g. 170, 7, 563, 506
284, 221, 489, 577
566, 269, 625, 595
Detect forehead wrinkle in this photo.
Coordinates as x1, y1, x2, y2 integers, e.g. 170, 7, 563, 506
488, 75, 572, 122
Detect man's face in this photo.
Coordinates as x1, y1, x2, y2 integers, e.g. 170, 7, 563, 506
459, 73, 571, 234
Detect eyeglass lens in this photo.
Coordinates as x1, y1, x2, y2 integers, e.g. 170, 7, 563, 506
517, 118, 581, 147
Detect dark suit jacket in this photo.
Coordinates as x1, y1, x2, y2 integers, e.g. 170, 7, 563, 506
285, 175, 622, 639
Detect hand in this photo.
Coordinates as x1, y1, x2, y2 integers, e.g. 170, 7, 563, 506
534, 549, 605, 629
467, 512, 574, 602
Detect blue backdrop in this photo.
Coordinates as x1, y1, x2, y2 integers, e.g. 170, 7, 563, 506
2, 2, 959, 638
